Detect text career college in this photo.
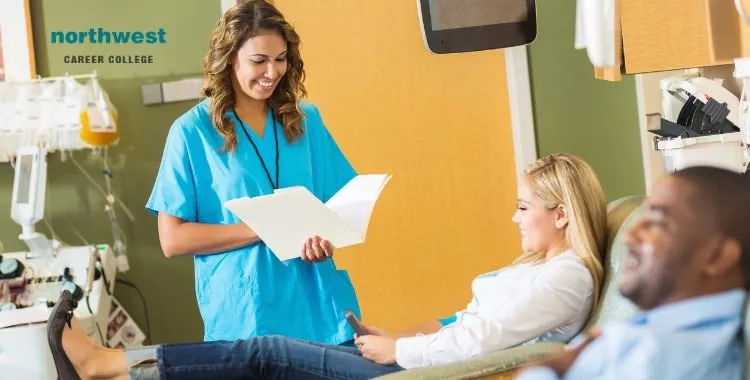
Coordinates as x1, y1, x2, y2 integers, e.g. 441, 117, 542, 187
64, 55, 154, 64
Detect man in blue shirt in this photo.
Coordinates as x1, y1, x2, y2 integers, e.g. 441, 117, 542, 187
517, 166, 749, 380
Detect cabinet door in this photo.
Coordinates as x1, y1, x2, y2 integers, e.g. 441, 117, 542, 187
275, 0, 522, 330
711, 0, 750, 61
621, 0, 739, 73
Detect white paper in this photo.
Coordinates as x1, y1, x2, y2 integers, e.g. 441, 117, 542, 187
325, 174, 391, 239
225, 174, 391, 261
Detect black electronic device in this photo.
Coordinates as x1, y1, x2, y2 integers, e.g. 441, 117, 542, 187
417, 0, 537, 54
344, 309, 368, 337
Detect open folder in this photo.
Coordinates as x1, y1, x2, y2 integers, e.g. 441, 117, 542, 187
224, 174, 392, 261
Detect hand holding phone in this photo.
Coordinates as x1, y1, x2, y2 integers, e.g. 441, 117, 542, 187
345, 309, 368, 337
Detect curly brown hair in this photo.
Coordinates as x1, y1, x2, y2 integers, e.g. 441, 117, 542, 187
201, 0, 306, 152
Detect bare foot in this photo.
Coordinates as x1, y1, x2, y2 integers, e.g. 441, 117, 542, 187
62, 318, 129, 379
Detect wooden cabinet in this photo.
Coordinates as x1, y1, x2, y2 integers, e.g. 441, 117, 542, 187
619, 0, 749, 74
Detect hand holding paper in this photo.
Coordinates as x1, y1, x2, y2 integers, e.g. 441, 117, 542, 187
224, 174, 392, 261
300, 235, 335, 263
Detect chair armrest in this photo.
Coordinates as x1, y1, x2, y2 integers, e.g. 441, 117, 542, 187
375, 342, 565, 380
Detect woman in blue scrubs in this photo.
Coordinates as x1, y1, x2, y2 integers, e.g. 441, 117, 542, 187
145, 0, 360, 345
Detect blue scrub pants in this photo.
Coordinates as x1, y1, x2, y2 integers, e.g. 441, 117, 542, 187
126, 335, 405, 379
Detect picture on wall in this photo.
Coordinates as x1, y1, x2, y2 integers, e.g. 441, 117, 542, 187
0, 0, 37, 81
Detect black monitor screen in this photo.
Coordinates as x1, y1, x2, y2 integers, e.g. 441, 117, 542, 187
429, 0, 529, 31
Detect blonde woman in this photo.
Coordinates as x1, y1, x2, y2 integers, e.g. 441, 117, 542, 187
145, 0, 361, 344
47, 153, 608, 380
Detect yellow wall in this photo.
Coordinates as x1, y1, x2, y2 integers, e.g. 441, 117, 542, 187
277, 0, 521, 331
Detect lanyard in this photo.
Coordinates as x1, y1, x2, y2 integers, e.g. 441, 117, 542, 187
233, 108, 279, 190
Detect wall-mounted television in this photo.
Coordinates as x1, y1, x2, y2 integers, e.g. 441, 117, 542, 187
418, 0, 537, 54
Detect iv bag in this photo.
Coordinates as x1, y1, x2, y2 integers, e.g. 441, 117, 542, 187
60, 78, 86, 150
36, 79, 63, 149
0, 81, 16, 134
16, 83, 42, 146
79, 77, 119, 147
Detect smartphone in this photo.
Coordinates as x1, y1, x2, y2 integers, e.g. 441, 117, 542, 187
344, 309, 368, 337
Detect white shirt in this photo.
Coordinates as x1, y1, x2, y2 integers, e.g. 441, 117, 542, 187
395, 250, 594, 369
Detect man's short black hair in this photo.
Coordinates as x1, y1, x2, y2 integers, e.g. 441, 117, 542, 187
672, 166, 750, 288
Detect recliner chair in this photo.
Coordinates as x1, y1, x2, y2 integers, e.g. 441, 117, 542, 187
377, 196, 644, 380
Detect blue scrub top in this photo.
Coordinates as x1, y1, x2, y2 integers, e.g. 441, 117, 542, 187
146, 99, 361, 344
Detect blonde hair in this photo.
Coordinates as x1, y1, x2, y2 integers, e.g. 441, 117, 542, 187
201, 0, 307, 152
513, 153, 607, 310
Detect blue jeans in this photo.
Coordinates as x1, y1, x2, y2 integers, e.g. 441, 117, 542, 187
127, 335, 405, 379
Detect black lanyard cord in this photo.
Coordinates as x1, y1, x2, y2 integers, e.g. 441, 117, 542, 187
232, 108, 279, 190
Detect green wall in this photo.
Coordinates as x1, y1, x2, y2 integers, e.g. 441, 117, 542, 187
0, 0, 220, 343
528, 0, 645, 200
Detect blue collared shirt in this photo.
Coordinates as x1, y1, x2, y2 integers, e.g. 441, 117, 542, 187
517, 289, 746, 380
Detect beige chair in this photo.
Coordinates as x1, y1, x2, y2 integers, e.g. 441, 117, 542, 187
376, 196, 643, 380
